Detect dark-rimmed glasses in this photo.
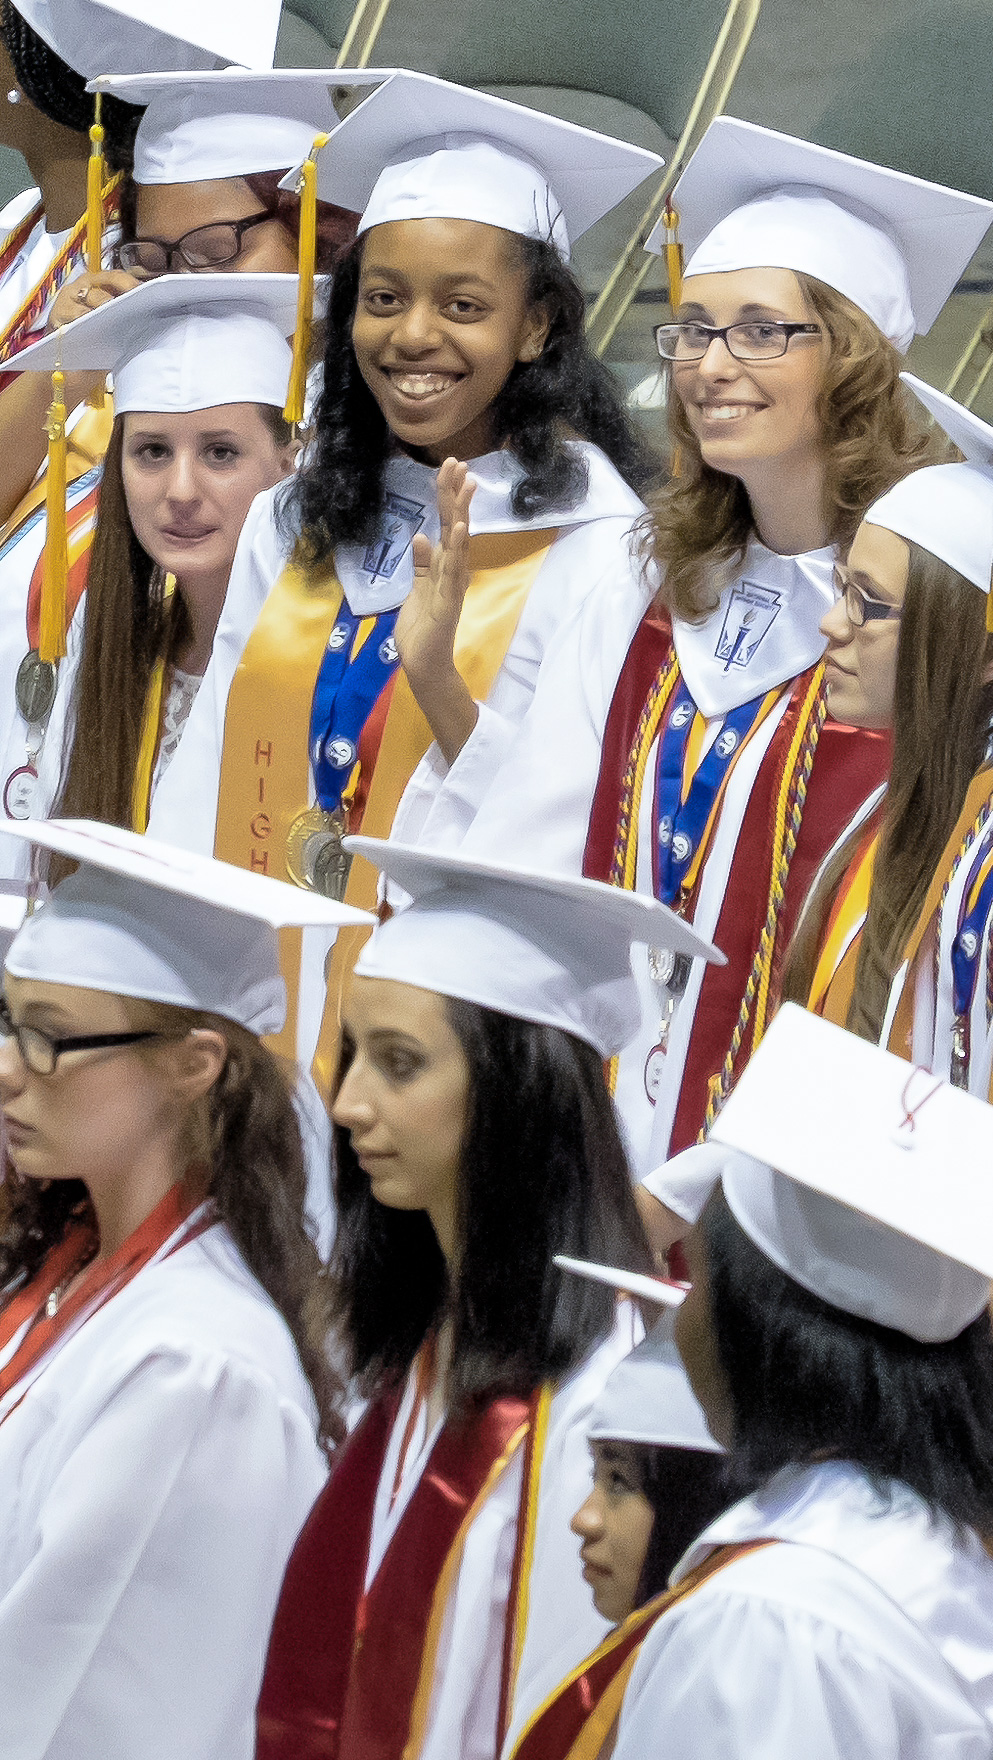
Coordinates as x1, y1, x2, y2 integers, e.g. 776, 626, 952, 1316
834, 569, 903, 628
0, 997, 167, 1076
115, 212, 276, 276
654, 320, 822, 363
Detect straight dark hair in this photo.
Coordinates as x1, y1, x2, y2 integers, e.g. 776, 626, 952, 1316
619, 1441, 732, 1600
283, 231, 660, 565
331, 998, 652, 1415
782, 539, 993, 1035
702, 1189, 993, 1537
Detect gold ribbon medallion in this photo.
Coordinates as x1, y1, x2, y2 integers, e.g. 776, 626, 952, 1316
286, 806, 351, 900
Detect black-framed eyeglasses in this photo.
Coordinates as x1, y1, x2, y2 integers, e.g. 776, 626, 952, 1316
115, 211, 275, 276
834, 569, 903, 628
654, 320, 822, 363
0, 998, 166, 1076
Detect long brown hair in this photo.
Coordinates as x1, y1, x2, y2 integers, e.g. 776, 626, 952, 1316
56, 408, 292, 832
782, 541, 993, 1037
645, 274, 947, 622
0, 1002, 345, 1451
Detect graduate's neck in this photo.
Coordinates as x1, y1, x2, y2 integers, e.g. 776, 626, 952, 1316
83, 1146, 187, 1265
740, 448, 831, 557
29, 141, 90, 235
172, 571, 228, 677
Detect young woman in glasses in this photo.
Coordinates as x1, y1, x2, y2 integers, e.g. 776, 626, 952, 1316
391, 124, 988, 1212
0, 820, 356, 1760
777, 378, 993, 1094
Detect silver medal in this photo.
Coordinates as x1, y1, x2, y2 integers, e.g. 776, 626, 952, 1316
15, 650, 56, 726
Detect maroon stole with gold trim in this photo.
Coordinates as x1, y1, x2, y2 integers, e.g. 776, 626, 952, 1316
584, 609, 891, 1153
508, 1540, 776, 1760
257, 1387, 532, 1760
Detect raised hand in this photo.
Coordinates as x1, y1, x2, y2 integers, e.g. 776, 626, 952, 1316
396, 457, 480, 764
47, 269, 142, 333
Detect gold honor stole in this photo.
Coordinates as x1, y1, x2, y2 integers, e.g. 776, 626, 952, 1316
214, 528, 556, 1066
257, 1372, 552, 1760
806, 824, 881, 1022
508, 1539, 777, 1760
0, 398, 114, 551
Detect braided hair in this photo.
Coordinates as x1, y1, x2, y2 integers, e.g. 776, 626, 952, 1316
0, 0, 143, 171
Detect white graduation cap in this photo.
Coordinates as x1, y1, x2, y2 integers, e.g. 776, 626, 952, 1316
0, 820, 373, 1037
345, 838, 723, 1059
706, 1004, 993, 1342
11, 272, 305, 413
13, 0, 281, 77
862, 375, 993, 597
91, 68, 384, 184
646, 117, 993, 352
295, 69, 665, 262
554, 1257, 720, 1452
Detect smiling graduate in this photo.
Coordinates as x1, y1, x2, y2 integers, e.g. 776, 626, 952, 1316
148, 68, 665, 1085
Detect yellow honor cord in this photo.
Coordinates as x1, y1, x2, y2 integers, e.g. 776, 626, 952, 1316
664, 200, 683, 313
39, 367, 68, 664
283, 133, 331, 426
86, 94, 105, 275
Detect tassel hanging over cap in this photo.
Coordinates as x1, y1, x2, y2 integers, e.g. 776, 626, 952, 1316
664, 200, 683, 314
86, 93, 105, 274
284, 133, 331, 427
39, 367, 68, 664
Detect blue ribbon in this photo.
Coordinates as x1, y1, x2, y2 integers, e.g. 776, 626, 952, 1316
309, 606, 401, 815
951, 822, 993, 1020
652, 679, 769, 906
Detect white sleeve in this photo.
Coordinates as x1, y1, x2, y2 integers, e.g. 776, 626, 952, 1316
147, 487, 289, 853
395, 549, 654, 867
0, 1344, 327, 1760
614, 1584, 990, 1760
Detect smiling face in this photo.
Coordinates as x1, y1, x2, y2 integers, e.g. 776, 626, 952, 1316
350, 218, 550, 464
121, 404, 296, 597
333, 975, 471, 1262
820, 521, 908, 728
671, 267, 828, 486
571, 1441, 656, 1624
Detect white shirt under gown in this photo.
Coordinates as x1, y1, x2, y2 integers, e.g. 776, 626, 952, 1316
613, 1460, 993, 1760
0, 1218, 329, 1760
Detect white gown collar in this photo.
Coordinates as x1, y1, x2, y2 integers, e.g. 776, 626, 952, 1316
671, 537, 836, 719
674, 1460, 993, 1705
334, 441, 642, 616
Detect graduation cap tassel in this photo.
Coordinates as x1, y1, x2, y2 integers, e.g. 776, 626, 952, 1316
39, 367, 68, 665
986, 588, 993, 636
283, 132, 331, 427
86, 93, 105, 274
664, 200, 683, 313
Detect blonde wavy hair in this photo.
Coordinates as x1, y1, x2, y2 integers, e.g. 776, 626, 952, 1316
643, 273, 949, 622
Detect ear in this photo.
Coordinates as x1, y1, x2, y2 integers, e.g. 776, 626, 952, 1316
517, 302, 552, 365
277, 433, 303, 478
166, 1027, 229, 1106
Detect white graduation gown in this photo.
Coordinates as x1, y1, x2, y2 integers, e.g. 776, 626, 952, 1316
356, 1305, 639, 1760
0, 1220, 329, 1760
395, 538, 836, 1172
148, 442, 646, 1069
614, 1460, 993, 1760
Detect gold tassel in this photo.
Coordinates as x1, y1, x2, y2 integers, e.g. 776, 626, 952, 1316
86, 93, 105, 274
986, 589, 993, 635
39, 367, 68, 664
283, 132, 331, 426
664, 200, 683, 314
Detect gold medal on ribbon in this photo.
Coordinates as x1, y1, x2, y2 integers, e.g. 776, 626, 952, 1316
286, 806, 352, 901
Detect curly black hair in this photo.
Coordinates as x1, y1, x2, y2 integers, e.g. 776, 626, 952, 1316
0, 0, 143, 171
282, 230, 660, 565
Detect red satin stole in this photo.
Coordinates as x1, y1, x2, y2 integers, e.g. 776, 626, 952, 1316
509, 1539, 776, 1760
257, 1387, 531, 1760
584, 610, 891, 1154
0, 1182, 207, 1418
